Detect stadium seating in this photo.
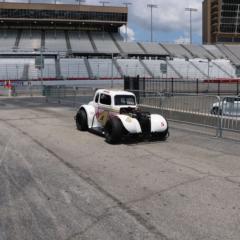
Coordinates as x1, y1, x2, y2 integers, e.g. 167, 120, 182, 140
60, 58, 89, 78
0, 30, 17, 51
18, 30, 42, 51
183, 44, 214, 59
169, 58, 205, 79
88, 58, 121, 78
217, 44, 240, 66
203, 45, 226, 59
142, 59, 179, 78
190, 59, 231, 78
140, 42, 169, 55
45, 30, 67, 52
68, 31, 94, 53
117, 42, 144, 55
161, 44, 192, 58
212, 59, 236, 77
91, 32, 119, 54
116, 59, 151, 77
0, 58, 25, 80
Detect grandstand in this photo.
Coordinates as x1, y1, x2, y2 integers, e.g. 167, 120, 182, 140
0, 1, 240, 85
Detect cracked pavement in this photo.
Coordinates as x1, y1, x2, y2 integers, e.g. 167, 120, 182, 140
0, 97, 240, 240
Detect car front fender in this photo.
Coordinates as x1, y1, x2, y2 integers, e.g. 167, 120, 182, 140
116, 115, 142, 134
78, 105, 96, 128
150, 114, 168, 133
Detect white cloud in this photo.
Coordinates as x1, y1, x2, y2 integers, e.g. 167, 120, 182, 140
175, 36, 190, 44
120, 25, 135, 42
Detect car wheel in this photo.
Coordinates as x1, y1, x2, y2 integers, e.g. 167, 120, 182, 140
105, 118, 123, 144
76, 109, 88, 131
211, 107, 222, 115
152, 128, 169, 141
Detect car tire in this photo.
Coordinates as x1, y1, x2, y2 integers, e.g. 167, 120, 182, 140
152, 128, 169, 141
105, 117, 123, 144
76, 109, 88, 131
211, 107, 222, 115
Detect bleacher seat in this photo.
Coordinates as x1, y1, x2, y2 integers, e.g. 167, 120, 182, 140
142, 59, 179, 78
117, 42, 144, 55
203, 45, 226, 59
116, 59, 151, 77
169, 58, 205, 79
140, 42, 169, 55
60, 58, 89, 78
88, 58, 121, 78
68, 31, 94, 53
183, 44, 214, 59
0, 30, 17, 51
161, 44, 192, 58
91, 32, 119, 54
18, 30, 42, 51
45, 31, 67, 52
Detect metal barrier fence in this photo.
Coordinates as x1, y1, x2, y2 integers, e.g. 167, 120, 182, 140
144, 78, 240, 95
43, 86, 240, 137
44, 86, 95, 108
219, 96, 240, 136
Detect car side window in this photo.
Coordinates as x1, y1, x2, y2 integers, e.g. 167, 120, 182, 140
95, 93, 99, 103
100, 94, 111, 105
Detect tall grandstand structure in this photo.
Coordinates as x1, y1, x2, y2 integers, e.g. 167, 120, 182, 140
0, 1, 240, 85
203, 0, 240, 44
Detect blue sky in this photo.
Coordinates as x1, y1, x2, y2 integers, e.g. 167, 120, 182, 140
7, 0, 203, 44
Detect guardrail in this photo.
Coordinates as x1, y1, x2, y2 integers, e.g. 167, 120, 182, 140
44, 85, 95, 108
42, 86, 240, 137
218, 96, 240, 136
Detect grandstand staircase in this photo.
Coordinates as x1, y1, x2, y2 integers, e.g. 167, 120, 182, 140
109, 33, 124, 55
22, 64, 29, 80
139, 59, 154, 78
55, 57, 62, 79
137, 43, 148, 55
159, 43, 172, 56
87, 32, 98, 53
166, 61, 183, 78
113, 58, 124, 77
41, 30, 45, 49
65, 31, 72, 54
84, 58, 94, 78
190, 61, 208, 78
216, 44, 240, 66
14, 30, 22, 50
180, 44, 195, 58
212, 62, 233, 78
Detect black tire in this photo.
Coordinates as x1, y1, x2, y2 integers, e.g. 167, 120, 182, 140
76, 109, 88, 131
211, 107, 222, 115
105, 118, 123, 144
152, 128, 169, 141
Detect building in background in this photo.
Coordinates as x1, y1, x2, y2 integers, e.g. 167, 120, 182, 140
203, 0, 240, 44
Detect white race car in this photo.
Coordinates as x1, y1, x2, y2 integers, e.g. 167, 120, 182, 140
75, 89, 169, 143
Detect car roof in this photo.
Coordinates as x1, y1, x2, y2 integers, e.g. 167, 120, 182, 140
96, 89, 135, 97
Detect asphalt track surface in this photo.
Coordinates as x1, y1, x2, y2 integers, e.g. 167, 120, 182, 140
0, 97, 240, 240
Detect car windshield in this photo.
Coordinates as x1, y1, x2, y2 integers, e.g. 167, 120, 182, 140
115, 95, 136, 106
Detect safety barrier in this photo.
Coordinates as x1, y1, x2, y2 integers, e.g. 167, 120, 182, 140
218, 96, 240, 136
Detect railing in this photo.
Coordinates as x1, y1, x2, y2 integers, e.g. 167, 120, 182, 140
218, 96, 240, 136
1, 84, 239, 137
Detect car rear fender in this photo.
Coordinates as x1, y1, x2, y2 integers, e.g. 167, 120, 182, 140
150, 114, 168, 132
116, 115, 142, 134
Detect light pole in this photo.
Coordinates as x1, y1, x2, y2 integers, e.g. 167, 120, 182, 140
185, 7, 198, 44
147, 4, 158, 42
99, 1, 110, 6
76, 0, 85, 5
122, 2, 132, 42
